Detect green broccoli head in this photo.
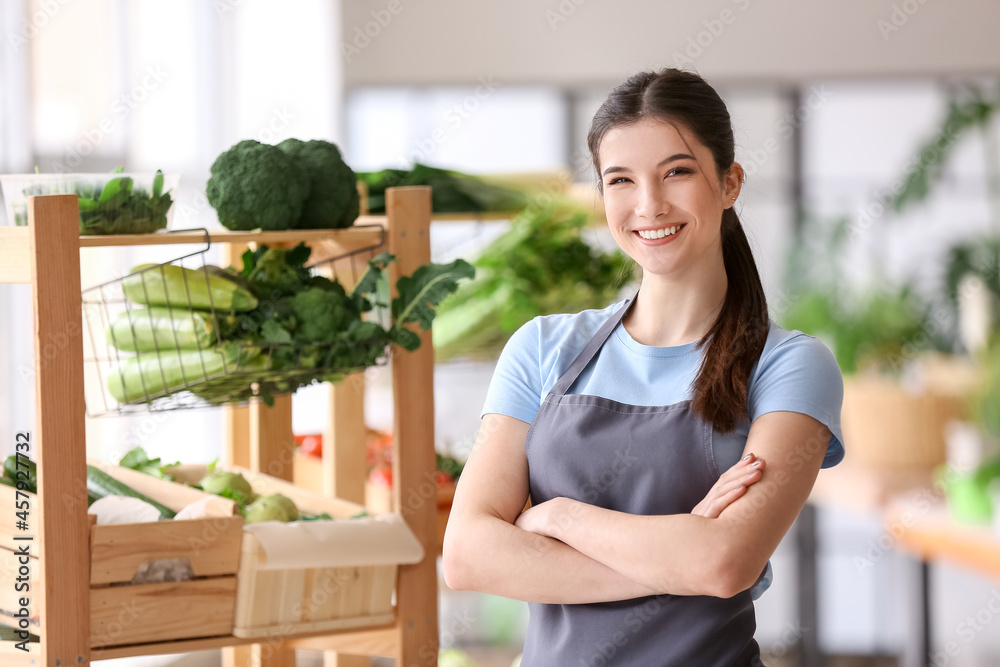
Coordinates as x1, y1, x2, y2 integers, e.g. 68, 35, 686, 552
207, 139, 310, 231
245, 493, 299, 523
289, 285, 353, 343
277, 139, 360, 229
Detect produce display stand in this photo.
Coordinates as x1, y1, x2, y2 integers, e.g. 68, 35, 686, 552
0, 186, 439, 666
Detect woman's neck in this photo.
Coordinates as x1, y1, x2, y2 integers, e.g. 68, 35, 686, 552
622, 262, 728, 348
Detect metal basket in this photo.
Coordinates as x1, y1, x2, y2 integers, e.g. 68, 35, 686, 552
81, 227, 389, 417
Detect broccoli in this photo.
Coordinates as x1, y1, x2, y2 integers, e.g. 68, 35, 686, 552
206, 139, 310, 231
290, 284, 354, 343
277, 138, 360, 229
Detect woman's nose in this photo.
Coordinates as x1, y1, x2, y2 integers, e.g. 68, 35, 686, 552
635, 184, 669, 220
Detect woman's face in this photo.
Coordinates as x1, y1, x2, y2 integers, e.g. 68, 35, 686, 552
598, 117, 740, 277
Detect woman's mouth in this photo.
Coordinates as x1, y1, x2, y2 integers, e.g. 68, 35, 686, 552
634, 224, 685, 245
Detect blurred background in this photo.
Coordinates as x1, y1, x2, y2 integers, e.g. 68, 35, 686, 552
1, 1, 1000, 666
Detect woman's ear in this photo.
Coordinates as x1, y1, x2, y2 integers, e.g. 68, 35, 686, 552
723, 162, 744, 207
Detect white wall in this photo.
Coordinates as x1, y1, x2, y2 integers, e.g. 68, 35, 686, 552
342, 0, 1000, 88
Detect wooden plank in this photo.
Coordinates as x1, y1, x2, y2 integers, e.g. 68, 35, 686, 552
0, 227, 31, 283
93, 621, 398, 660
90, 516, 243, 585
287, 623, 398, 656
29, 194, 91, 665
166, 464, 367, 518
385, 186, 439, 667
76, 224, 385, 248
90, 577, 237, 654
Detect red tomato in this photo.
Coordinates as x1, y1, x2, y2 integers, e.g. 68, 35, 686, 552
435, 470, 453, 486
299, 435, 322, 458
369, 465, 392, 488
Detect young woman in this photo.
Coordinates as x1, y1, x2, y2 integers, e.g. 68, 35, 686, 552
443, 68, 845, 666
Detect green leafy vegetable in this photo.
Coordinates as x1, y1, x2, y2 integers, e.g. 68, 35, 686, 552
13, 168, 175, 234
118, 447, 180, 481
432, 205, 632, 361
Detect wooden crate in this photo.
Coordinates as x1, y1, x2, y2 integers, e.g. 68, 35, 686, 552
166, 464, 424, 639
0, 463, 243, 648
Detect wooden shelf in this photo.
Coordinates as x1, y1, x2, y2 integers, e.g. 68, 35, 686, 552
0, 190, 440, 665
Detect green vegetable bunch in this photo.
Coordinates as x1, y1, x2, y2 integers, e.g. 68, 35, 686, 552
432, 204, 633, 361
15, 167, 174, 235
206, 138, 360, 231
357, 163, 529, 215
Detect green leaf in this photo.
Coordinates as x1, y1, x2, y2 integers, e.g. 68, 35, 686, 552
152, 170, 164, 199
261, 319, 294, 344
391, 258, 475, 330
350, 252, 396, 301
388, 326, 421, 351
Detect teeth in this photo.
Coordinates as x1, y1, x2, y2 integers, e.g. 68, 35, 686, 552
637, 225, 681, 240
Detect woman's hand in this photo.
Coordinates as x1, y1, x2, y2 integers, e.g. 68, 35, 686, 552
514, 497, 567, 539
691, 453, 766, 519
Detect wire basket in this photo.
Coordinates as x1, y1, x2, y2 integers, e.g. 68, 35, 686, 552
81, 227, 390, 417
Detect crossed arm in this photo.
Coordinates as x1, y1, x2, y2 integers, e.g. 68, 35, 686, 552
442, 410, 831, 603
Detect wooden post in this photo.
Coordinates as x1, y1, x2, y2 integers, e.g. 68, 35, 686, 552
222, 243, 252, 471
386, 187, 438, 667
29, 195, 91, 665
318, 185, 372, 667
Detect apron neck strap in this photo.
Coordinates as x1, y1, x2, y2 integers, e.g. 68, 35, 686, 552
550, 289, 641, 397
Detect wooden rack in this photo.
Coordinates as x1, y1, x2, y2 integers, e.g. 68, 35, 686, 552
0, 186, 439, 666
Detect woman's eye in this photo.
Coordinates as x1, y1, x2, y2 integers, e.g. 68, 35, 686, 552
666, 167, 692, 177
607, 177, 629, 186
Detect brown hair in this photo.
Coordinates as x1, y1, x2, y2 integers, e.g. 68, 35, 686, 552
587, 68, 769, 434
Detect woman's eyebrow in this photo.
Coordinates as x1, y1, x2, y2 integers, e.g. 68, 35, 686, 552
601, 153, 696, 177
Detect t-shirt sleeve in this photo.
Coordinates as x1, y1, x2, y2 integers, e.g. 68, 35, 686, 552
747, 334, 846, 468
480, 318, 544, 425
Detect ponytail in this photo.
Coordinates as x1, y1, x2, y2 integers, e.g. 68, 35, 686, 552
690, 207, 769, 433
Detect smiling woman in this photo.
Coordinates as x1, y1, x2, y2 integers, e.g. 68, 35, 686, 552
443, 68, 846, 667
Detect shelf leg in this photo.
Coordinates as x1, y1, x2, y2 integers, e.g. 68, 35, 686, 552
29, 195, 92, 665
250, 395, 295, 481
222, 243, 252, 470
313, 258, 372, 666
387, 187, 439, 667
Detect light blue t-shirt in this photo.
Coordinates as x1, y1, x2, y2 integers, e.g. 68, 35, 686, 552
480, 298, 846, 600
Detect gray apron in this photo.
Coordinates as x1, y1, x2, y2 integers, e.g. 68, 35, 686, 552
521, 291, 763, 666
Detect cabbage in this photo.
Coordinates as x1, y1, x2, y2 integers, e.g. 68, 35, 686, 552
199, 470, 257, 504
245, 493, 299, 523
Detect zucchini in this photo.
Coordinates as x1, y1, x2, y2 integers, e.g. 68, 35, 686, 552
106, 347, 234, 404
122, 263, 258, 312
86, 465, 176, 519
105, 306, 220, 352
3, 455, 36, 493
